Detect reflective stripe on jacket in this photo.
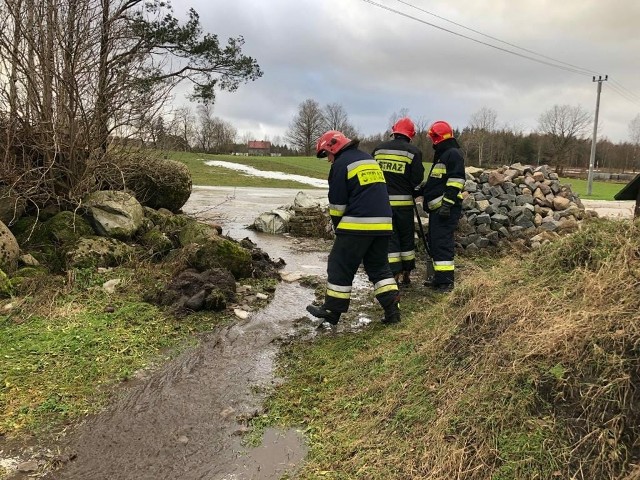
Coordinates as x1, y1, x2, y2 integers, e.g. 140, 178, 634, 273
372, 137, 424, 208
328, 145, 393, 235
422, 138, 465, 211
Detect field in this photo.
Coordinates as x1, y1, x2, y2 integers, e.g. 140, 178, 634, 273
168, 152, 625, 200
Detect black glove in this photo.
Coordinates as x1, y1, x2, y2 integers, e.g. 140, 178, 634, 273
439, 202, 452, 218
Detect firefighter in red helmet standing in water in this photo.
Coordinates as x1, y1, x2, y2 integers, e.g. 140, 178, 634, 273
420, 121, 465, 292
306, 130, 401, 327
372, 117, 424, 286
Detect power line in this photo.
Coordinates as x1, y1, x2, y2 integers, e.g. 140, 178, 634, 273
361, 0, 640, 113
606, 82, 640, 109
393, 0, 601, 77
360, 0, 596, 76
609, 79, 640, 103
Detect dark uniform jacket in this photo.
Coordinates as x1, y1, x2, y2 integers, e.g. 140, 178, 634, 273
421, 138, 466, 211
372, 136, 424, 208
328, 144, 393, 236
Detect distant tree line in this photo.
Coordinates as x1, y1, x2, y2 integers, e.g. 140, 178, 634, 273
284, 99, 640, 174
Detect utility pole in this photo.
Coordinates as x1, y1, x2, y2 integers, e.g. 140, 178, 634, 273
587, 75, 607, 196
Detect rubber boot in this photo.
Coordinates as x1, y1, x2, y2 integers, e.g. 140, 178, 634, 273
401, 271, 411, 287
381, 301, 401, 324
432, 283, 454, 293
306, 304, 340, 325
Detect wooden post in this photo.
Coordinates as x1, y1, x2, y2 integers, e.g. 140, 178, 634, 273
635, 189, 640, 218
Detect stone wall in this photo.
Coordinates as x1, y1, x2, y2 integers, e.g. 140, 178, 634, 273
457, 163, 592, 252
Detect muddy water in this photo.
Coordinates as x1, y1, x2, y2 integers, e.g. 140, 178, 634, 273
185, 186, 330, 273
44, 281, 314, 480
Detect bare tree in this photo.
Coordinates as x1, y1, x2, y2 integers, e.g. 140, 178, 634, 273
195, 104, 215, 152
0, 0, 262, 207
388, 108, 410, 132
286, 99, 325, 156
322, 103, 358, 138
468, 107, 498, 167
169, 107, 196, 151
194, 105, 235, 153
537, 104, 591, 174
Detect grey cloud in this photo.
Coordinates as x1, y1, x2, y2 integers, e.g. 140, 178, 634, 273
171, 0, 640, 144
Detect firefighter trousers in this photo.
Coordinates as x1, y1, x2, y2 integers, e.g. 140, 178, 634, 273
427, 205, 462, 286
323, 234, 399, 314
388, 207, 416, 275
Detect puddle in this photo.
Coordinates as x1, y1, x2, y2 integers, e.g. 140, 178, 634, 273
221, 428, 307, 480
203, 161, 328, 188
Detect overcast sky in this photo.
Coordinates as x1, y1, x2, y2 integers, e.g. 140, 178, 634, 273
171, 0, 640, 145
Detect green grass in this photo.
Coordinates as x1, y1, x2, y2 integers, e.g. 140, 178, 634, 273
168, 151, 622, 200
557, 176, 626, 200
167, 152, 329, 188
249, 220, 640, 479
0, 265, 224, 437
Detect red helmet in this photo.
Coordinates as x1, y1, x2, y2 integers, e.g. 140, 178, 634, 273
391, 117, 416, 139
316, 130, 351, 158
427, 120, 454, 145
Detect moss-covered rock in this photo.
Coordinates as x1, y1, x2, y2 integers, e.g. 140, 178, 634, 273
97, 156, 192, 213
177, 219, 219, 246
0, 268, 13, 298
83, 190, 144, 240
9, 266, 49, 293
11, 212, 94, 272
186, 236, 252, 279
139, 227, 174, 259
66, 236, 136, 269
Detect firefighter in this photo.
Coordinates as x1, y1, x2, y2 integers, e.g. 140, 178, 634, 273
306, 130, 401, 326
420, 120, 465, 292
372, 117, 424, 286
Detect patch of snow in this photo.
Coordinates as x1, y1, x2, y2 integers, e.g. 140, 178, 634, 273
203, 160, 328, 189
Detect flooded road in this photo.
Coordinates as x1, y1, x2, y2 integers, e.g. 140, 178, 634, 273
185, 186, 330, 274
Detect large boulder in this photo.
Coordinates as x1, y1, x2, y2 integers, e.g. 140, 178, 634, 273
66, 236, 136, 269
97, 156, 192, 213
186, 236, 252, 280
0, 220, 20, 273
83, 190, 144, 240
10, 211, 94, 272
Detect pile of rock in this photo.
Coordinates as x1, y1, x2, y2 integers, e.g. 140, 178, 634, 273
457, 163, 590, 252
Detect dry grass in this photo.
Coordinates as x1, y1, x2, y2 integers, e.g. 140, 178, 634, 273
419, 218, 640, 479
264, 218, 640, 479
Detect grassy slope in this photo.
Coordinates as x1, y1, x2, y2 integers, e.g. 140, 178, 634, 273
169, 151, 622, 200
256, 219, 640, 479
